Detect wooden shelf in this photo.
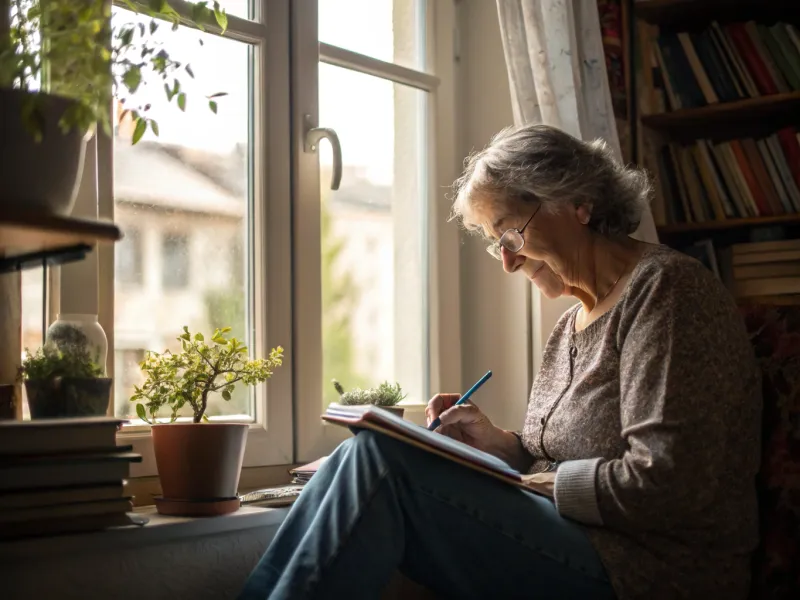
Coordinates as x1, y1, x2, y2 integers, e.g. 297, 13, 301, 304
0, 211, 122, 273
737, 295, 800, 307
657, 213, 800, 235
640, 92, 800, 141
635, 0, 796, 29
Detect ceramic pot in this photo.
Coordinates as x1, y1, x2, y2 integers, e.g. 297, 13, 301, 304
0, 89, 89, 216
25, 377, 112, 418
381, 406, 405, 418
47, 314, 108, 374
152, 423, 248, 506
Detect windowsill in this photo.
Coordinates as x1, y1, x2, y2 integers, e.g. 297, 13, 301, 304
0, 505, 290, 560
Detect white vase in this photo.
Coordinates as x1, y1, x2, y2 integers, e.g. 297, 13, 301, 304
46, 314, 108, 375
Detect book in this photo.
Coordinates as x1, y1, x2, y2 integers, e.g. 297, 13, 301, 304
732, 239, 800, 254
289, 456, 328, 485
712, 21, 760, 98
733, 262, 800, 280
0, 452, 141, 491
0, 483, 126, 510
732, 250, 800, 266
0, 498, 133, 525
0, 417, 123, 456
322, 405, 548, 493
0, 511, 145, 540
734, 277, 800, 297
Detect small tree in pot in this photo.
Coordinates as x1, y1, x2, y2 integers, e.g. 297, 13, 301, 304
132, 326, 282, 515
18, 339, 110, 418
331, 379, 407, 418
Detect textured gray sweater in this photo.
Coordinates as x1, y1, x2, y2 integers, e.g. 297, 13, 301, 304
522, 244, 762, 599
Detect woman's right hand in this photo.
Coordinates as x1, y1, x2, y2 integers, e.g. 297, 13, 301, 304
426, 394, 534, 471
425, 393, 502, 452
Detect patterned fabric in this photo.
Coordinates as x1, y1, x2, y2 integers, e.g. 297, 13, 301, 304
742, 305, 800, 600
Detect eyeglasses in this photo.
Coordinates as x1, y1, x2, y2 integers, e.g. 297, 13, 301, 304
487, 203, 542, 260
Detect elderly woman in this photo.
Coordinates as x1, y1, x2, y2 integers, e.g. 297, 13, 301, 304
239, 124, 761, 600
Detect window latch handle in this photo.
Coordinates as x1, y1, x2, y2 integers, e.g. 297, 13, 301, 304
304, 116, 342, 191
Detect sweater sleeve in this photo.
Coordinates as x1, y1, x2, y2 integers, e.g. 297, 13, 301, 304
555, 259, 760, 532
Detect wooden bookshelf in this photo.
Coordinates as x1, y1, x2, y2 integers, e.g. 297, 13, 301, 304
641, 92, 800, 141
0, 210, 122, 273
635, 0, 796, 29
657, 213, 800, 234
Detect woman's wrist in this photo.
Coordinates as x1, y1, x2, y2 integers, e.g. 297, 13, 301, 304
486, 428, 533, 472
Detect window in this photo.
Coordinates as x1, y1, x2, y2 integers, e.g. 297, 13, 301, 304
160, 233, 190, 290
30, 0, 459, 475
115, 226, 143, 286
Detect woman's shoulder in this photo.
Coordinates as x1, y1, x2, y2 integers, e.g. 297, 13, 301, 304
619, 243, 740, 329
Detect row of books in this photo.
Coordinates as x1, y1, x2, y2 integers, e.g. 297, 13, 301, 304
0, 417, 142, 540
645, 20, 800, 111
653, 127, 800, 225
683, 238, 800, 298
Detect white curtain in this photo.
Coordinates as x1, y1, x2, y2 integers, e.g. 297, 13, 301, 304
496, 0, 658, 243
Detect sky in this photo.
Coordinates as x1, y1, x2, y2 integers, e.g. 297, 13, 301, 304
113, 0, 425, 185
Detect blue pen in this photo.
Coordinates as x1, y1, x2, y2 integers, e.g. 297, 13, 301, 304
428, 370, 493, 431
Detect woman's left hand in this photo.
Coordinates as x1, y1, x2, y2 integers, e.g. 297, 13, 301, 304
526, 472, 555, 498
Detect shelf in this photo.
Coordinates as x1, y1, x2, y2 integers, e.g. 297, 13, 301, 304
640, 92, 800, 142
657, 214, 800, 235
737, 295, 800, 307
0, 211, 122, 274
634, 0, 796, 29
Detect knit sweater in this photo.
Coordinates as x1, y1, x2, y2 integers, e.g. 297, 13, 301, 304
522, 244, 762, 599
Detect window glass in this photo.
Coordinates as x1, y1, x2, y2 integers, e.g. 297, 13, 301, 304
319, 63, 428, 408
112, 7, 251, 421
318, 0, 426, 71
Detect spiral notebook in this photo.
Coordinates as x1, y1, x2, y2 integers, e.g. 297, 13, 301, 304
322, 405, 545, 493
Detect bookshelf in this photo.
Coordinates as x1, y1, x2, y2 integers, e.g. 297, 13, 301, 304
634, 0, 800, 302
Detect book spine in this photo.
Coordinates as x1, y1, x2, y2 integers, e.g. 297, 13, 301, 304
709, 142, 749, 219
691, 145, 727, 220
744, 21, 790, 92
712, 21, 760, 98
692, 31, 740, 102
777, 127, 800, 194
706, 25, 747, 99
668, 144, 694, 222
678, 32, 719, 104
697, 140, 737, 218
657, 32, 707, 108
740, 138, 783, 215
726, 23, 779, 95
766, 134, 800, 212
770, 24, 800, 90
756, 138, 793, 214
758, 24, 800, 91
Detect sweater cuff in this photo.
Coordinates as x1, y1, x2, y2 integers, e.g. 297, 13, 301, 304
554, 458, 604, 526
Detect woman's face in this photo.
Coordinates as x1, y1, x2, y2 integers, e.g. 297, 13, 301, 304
473, 195, 589, 299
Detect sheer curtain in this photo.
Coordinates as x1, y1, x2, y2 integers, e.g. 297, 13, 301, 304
496, 0, 658, 243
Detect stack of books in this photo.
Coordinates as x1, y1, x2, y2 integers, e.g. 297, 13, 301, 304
289, 456, 327, 485
645, 20, 800, 111
656, 129, 800, 224
0, 417, 141, 540
730, 239, 800, 297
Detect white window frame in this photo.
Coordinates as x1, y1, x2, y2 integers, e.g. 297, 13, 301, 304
291, 0, 462, 461
53, 0, 463, 475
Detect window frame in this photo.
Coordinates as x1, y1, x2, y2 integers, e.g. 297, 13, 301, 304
291, 0, 462, 461
52, 0, 462, 476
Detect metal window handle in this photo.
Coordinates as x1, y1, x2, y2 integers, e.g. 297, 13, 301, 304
304, 115, 342, 191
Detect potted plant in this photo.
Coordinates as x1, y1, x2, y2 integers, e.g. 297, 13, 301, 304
18, 338, 110, 418
331, 380, 407, 418
0, 0, 227, 215
132, 326, 283, 516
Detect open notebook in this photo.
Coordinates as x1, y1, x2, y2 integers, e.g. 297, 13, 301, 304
322, 405, 545, 493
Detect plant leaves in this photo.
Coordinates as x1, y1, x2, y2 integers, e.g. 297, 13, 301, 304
132, 118, 147, 144
186, 64, 194, 78
177, 92, 186, 111
150, 119, 160, 136
122, 66, 142, 94
208, 100, 217, 114
222, 389, 231, 401
213, 2, 228, 33
207, 92, 228, 99
136, 403, 147, 422
195, 332, 204, 342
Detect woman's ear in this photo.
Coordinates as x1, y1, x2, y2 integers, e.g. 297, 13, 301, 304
576, 204, 592, 226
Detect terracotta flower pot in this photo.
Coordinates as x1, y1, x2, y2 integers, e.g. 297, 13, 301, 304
381, 406, 405, 419
152, 423, 248, 506
25, 377, 112, 419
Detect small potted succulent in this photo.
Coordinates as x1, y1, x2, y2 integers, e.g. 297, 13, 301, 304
18, 338, 110, 418
331, 380, 407, 419
132, 326, 282, 515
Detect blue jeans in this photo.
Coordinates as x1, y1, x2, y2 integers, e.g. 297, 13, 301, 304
239, 430, 615, 600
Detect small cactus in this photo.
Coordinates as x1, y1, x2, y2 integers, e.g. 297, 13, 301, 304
332, 379, 406, 407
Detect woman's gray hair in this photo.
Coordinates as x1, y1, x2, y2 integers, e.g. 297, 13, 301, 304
451, 124, 651, 238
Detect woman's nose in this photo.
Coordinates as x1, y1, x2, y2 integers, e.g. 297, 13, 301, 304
500, 246, 525, 273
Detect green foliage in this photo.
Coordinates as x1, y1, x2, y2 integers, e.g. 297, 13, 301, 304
332, 380, 406, 407
0, 0, 227, 142
131, 326, 283, 424
203, 286, 247, 416
18, 342, 103, 381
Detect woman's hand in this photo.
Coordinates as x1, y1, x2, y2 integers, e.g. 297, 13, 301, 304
426, 394, 534, 472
